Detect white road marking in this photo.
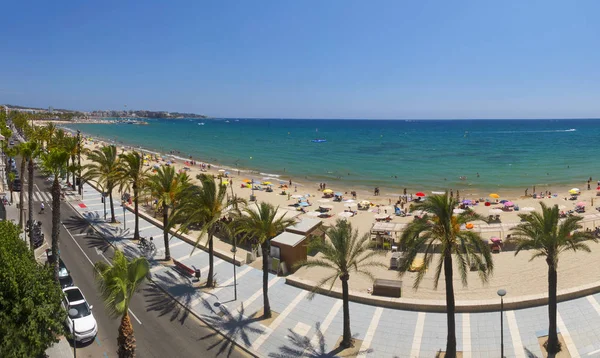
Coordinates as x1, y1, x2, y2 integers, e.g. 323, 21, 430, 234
462, 313, 471, 358
557, 311, 578, 356
189, 266, 253, 307
410, 312, 426, 357
506, 310, 525, 358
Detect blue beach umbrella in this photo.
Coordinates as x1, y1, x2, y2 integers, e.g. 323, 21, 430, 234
299, 202, 309, 207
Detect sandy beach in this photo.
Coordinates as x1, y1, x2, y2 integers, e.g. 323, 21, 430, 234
69, 128, 600, 302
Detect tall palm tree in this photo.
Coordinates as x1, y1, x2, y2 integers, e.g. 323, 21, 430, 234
115, 151, 149, 241
94, 250, 149, 358
171, 173, 244, 287
83, 145, 119, 223
511, 202, 596, 354
146, 166, 187, 260
16, 141, 39, 248
61, 136, 79, 189
39, 149, 69, 282
235, 202, 296, 318
295, 220, 384, 348
399, 193, 493, 357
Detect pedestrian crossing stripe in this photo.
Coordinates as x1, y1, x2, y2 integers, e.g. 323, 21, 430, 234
10, 191, 53, 204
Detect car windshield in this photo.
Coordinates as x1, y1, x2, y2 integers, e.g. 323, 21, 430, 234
58, 267, 69, 277
69, 302, 91, 319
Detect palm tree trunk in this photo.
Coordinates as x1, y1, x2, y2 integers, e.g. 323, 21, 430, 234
163, 203, 170, 260
207, 232, 215, 287
444, 250, 457, 358
547, 260, 559, 353
19, 157, 25, 229
51, 177, 61, 282
262, 243, 271, 318
341, 274, 352, 348
109, 188, 116, 223
133, 184, 139, 241
117, 312, 136, 358
27, 158, 34, 251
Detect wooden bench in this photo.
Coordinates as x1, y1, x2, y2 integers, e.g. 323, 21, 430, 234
372, 279, 402, 298
173, 259, 196, 278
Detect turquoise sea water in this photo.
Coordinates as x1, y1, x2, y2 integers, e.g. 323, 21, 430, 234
65, 119, 600, 195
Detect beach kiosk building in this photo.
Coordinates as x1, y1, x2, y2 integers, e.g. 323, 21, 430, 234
270, 218, 323, 275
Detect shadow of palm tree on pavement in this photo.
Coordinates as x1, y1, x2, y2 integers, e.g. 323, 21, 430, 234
268, 322, 373, 358
146, 268, 200, 323
142, 279, 192, 324
199, 303, 264, 357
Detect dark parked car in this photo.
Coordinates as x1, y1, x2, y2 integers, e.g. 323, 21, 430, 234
12, 178, 22, 192
46, 249, 74, 289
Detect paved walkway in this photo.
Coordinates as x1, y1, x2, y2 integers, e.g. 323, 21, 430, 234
69, 183, 600, 357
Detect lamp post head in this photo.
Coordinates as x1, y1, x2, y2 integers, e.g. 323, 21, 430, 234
497, 289, 507, 297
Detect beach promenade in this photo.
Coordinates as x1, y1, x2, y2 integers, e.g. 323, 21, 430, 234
64, 182, 600, 357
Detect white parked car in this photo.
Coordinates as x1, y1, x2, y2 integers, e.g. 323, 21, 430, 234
62, 286, 98, 343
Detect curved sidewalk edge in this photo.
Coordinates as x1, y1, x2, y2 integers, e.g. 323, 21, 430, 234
65, 197, 260, 358
286, 275, 600, 313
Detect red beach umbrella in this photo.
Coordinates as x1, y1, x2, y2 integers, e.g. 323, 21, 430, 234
415, 192, 425, 197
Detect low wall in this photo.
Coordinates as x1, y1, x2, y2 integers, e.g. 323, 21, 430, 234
285, 276, 600, 313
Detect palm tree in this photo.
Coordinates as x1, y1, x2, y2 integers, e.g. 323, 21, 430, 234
146, 166, 187, 260
235, 202, 296, 318
94, 250, 149, 358
295, 220, 384, 348
511, 202, 596, 354
83, 145, 119, 223
171, 174, 244, 287
115, 151, 149, 241
16, 141, 39, 248
61, 136, 79, 189
39, 149, 69, 282
399, 193, 493, 357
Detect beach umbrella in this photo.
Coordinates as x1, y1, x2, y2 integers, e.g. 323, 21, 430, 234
306, 211, 321, 217
597, 186, 600, 190
317, 199, 331, 203
504, 201, 514, 207
262, 181, 272, 185
490, 237, 502, 244
569, 188, 580, 194
224, 171, 230, 175
359, 200, 371, 206
489, 193, 500, 199
338, 212, 353, 218
577, 202, 586, 207
415, 192, 425, 197
334, 192, 343, 196
462, 199, 472, 205
489, 208, 502, 214
521, 207, 535, 212
323, 189, 333, 194
221, 181, 229, 185
243, 179, 252, 183
298, 197, 308, 202
499, 199, 508, 204
299, 202, 310, 207
453, 208, 465, 214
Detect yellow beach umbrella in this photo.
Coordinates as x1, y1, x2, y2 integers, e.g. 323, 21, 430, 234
323, 189, 333, 194
489, 193, 500, 199
222, 181, 229, 185
243, 179, 252, 183
569, 188, 580, 195
262, 181, 272, 185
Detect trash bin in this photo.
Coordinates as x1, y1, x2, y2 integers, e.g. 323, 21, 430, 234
195, 268, 201, 280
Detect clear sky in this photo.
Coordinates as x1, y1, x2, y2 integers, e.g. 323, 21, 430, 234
1, 1, 599, 119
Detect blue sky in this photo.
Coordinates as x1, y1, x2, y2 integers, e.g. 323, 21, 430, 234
1, 1, 599, 119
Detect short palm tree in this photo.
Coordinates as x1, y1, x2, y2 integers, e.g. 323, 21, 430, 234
295, 219, 385, 348
171, 174, 244, 287
511, 202, 596, 354
39, 149, 69, 282
399, 193, 493, 357
146, 166, 187, 260
236, 202, 296, 318
61, 136, 79, 189
16, 141, 39, 248
83, 145, 119, 223
94, 250, 149, 358
116, 152, 149, 241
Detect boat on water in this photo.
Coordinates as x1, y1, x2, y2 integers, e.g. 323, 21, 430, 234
311, 139, 327, 143
198, 123, 205, 126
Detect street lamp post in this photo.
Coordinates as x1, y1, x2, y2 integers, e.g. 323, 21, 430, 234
102, 192, 107, 221
232, 237, 237, 301
122, 202, 126, 230
68, 308, 78, 358
497, 288, 507, 358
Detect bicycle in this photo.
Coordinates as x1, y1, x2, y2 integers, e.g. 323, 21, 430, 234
138, 237, 156, 252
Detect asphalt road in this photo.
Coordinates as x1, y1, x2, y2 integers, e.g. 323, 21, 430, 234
26, 161, 251, 358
